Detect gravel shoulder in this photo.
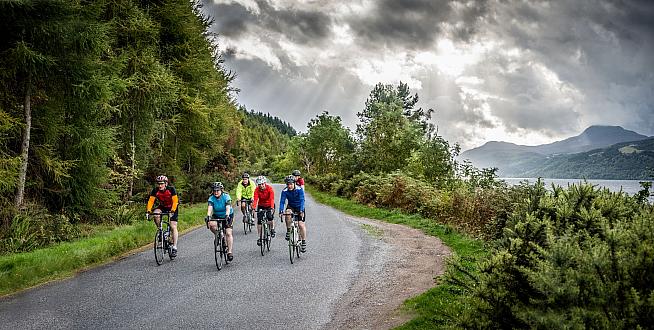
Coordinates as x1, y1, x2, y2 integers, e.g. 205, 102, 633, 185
325, 211, 452, 329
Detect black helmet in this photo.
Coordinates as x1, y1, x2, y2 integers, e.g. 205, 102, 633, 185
211, 182, 224, 191
242, 173, 250, 179
284, 175, 296, 184
292, 170, 301, 176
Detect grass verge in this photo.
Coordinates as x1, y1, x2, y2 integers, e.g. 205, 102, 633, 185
0, 204, 207, 297
306, 186, 487, 329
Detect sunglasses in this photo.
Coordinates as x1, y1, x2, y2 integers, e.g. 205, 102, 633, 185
157, 182, 166, 185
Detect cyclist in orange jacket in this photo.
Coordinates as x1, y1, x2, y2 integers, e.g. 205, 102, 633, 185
147, 175, 179, 257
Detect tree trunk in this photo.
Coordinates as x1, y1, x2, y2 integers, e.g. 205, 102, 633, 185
14, 88, 31, 208
127, 119, 135, 201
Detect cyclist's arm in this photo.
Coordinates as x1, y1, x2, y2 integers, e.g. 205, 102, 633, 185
147, 196, 156, 212
279, 191, 287, 214
207, 204, 214, 217
235, 184, 243, 201
252, 188, 259, 209
171, 195, 179, 212
299, 189, 305, 212
225, 204, 232, 216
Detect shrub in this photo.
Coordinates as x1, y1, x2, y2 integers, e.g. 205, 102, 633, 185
447, 182, 654, 329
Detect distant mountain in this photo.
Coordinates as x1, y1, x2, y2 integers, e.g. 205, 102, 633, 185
523, 137, 654, 179
461, 125, 652, 178
531, 125, 649, 155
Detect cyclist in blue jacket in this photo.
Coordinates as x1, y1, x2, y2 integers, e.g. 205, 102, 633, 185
279, 175, 307, 252
206, 182, 235, 261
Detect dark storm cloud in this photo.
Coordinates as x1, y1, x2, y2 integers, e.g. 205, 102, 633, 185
255, 1, 332, 45
202, 0, 333, 45
347, 0, 488, 49
482, 0, 654, 137
207, 3, 254, 38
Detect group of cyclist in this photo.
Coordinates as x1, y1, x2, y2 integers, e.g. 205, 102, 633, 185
146, 170, 307, 262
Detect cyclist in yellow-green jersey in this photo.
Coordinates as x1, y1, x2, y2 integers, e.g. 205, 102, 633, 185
235, 172, 256, 224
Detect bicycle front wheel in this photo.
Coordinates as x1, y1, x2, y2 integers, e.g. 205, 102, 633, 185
288, 226, 295, 264
214, 231, 223, 270
260, 224, 266, 256
294, 229, 301, 259
154, 230, 164, 265
265, 226, 271, 252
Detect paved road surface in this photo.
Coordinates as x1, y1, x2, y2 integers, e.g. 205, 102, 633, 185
0, 184, 376, 329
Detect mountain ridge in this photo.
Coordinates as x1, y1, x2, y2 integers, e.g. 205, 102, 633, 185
461, 125, 652, 179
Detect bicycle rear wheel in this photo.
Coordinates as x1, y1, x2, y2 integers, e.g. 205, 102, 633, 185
247, 209, 253, 233
214, 231, 223, 270
154, 230, 164, 265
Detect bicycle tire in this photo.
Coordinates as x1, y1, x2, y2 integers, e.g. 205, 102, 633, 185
154, 230, 164, 265
214, 230, 223, 270
243, 215, 248, 235
294, 227, 301, 259
288, 225, 295, 264
266, 225, 271, 252
260, 223, 266, 256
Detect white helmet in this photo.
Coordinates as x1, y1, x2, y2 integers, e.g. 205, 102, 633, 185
255, 175, 267, 185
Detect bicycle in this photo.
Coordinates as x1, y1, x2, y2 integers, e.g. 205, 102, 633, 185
285, 212, 301, 264
257, 209, 273, 256
148, 212, 174, 265
211, 217, 230, 270
240, 199, 254, 235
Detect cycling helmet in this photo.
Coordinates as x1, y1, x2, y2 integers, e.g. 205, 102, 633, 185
292, 170, 301, 176
242, 173, 250, 179
284, 175, 296, 184
156, 175, 168, 183
255, 175, 266, 185
211, 182, 224, 191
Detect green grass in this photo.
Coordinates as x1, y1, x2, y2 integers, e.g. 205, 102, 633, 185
360, 223, 384, 239
0, 204, 207, 297
306, 186, 487, 329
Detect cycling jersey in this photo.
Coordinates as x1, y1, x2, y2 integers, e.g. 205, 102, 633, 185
147, 186, 179, 212
253, 183, 275, 209
236, 181, 255, 200
279, 187, 305, 213
296, 177, 305, 187
208, 193, 234, 218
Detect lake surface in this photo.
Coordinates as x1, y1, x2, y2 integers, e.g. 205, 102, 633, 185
501, 178, 653, 201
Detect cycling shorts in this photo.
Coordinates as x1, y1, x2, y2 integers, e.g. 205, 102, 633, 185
155, 207, 178, 221
256, 208, 274, 224
284, 206, 305, 222
206, 213, 234, 228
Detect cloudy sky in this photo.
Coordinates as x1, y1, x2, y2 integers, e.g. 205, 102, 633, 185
200, 0, 654, 150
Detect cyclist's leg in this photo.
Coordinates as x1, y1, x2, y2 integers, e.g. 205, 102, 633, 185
170, 209, 179, 247
240, 201, 247, 220
207, 219, 218, 234
153, 209, 162, 226
283, 208, 293, 240
226, 214, 234, 254
299, 214, 307, 241
266, 209, 275, 235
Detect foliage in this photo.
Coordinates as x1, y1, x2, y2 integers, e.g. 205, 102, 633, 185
0, 0, 291, 251
447, 182, 654, 329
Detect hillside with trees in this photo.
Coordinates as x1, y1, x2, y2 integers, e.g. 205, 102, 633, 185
0, 0, 289, 252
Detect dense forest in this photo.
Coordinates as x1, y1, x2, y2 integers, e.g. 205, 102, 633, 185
0, 0, 291, 250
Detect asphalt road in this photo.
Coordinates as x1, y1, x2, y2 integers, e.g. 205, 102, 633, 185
0, 184, 372, 329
